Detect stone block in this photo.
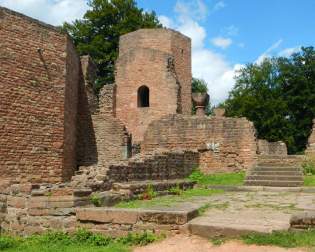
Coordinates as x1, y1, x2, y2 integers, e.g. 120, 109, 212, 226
76, 208, 139, 224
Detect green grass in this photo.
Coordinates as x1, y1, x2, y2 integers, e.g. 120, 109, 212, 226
115, 188, 223, 208
242, 230, 315, 248
304, 175, 315, 186
0, 230, 159, 252
188, 170, 245, 186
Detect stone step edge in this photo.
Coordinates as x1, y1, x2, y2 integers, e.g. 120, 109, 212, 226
246, 176, 303, 181
206, 185, 315, 192
76, 205, 202, 226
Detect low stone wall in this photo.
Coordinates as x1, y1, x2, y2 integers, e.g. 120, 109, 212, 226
142, 115, 257, 173
0, 182, 92, 235
107, 149, 199, 182
0, 181, 197, 236
76, 207, 198, 236
257, 139, 287, 156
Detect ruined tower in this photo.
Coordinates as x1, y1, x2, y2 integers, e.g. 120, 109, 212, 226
115, 29, 192, 142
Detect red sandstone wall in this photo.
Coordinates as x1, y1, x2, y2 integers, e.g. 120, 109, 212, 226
115, 29, 192, 142
63, 39, 80, 180
0, 7, 79, 183
142, 115, 258, 172
170, 32, 192, 115
257, 139, 287, 156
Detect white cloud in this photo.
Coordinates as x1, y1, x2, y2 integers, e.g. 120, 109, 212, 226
164, 0, 241, 104
222, 25, 239, 36
175, 0, 208, 21
0, 0, 88, 25
212, 1, 226, 12
256, 39, 283, 64
158, 15, 174, 28
278, 46, 301, 57
211, 36, 233, 49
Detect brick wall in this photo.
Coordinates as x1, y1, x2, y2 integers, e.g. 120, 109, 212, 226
142, 115, 258, 173
257, 139, 287, 156
107, 149, 199, 182
76, 59, 130, 169
0, 7, 80, 183
306, 119, 315, 154
115, 29, 192, 142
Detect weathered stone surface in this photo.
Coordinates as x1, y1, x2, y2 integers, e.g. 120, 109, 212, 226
142, 115, 257, 172
76, 208, 139, 224
0, 7, 80, 183
115, 29, 192, 142
290, 211, 315, 229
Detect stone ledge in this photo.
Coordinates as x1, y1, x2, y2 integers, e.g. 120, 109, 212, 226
76, 207, 198, 225
207, 185, 315, 193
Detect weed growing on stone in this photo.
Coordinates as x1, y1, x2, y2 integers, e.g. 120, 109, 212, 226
168, 184, 182, 195
138, 184, 157, 200
90, 193, 102, 207
188, 170, 245, 186
210, 237, 229, 246
0, 229, 160, 252
242, 229, 315, 248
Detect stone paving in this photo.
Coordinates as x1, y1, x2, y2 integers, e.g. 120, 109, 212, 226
186, 190, 315, 238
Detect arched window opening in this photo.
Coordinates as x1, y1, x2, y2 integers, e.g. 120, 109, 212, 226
137, 85, 150, 107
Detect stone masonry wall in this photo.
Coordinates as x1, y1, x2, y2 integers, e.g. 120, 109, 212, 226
0, 7, 80, 183
306, 119, 315, 154
0, 182, 92, 236
115, 29, 192, 142
257, 139, 287, 156
76, 73, 130, 171
142, 115, 258, 173
107, 149, 199, 182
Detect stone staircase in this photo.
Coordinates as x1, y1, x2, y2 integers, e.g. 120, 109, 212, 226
245, 155, 304, 187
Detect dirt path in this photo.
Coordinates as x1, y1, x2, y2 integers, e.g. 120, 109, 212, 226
134, 234, 307, 252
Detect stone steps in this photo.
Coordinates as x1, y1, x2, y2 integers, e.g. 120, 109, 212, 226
254, 165, 301, 170
244, 180, 303, 187
250, 171, 303, 176
246, 175, 303, 181
245, 155, 304, 187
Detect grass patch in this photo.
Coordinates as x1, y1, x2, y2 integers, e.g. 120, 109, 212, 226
115, 188, 223, 209
0, 230, 160, 252
242, 229, 315, 248
188, 170, 245, 186
304, 175, 315, 186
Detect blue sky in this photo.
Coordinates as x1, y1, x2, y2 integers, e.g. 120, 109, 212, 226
1, 0, 314, 104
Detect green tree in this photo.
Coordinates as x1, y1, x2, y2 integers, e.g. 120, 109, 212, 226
192, 77, 208, 93
224, 47, 315, 154
191, 77, 212, 115
63, 0, 161, 91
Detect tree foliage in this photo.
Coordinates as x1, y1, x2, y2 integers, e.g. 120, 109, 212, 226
191, 77, 212, 115
224, 47, 315, 154
192, 77, 208, 93
63, 0, 161, 91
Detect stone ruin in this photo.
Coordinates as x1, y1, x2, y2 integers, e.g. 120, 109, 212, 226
0, 6, 305, 235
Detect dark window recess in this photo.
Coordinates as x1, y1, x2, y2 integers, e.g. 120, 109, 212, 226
137, 85, 150, 107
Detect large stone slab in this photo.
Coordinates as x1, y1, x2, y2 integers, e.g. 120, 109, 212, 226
76, 207, 198, 225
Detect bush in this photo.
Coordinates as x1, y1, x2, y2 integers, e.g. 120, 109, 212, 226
302, 155, 315, 175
